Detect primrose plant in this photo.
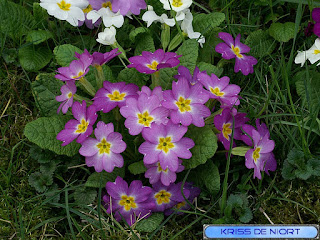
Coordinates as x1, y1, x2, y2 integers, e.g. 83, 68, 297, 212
24, 0, 278, 227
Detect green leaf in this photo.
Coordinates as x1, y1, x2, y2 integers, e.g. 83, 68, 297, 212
74, 187, 97, 205
136, 213, 164, 233
134, 34, 155, 56
40, 161, 59, 175
269, 22, 295, 42
19, 45, 52, 72
176, 39, 199, 72
190, 160, 220, 196
159, 68, 177, 90
53, 44, 83, 67
193, 12, 225, 36
0, 0, 36, 39
129, 27, 148, 42
295, 70, 320, 113
2, 48, 17, 64
24, 115, 81, 157
231, 146, 251, 157
281, 160, 295, 180
226, 194, 252, 223
85, 168, 125, 188
183, 125, 218, 169
29, 145, 55, 164
295, 165, 313, 180
32, 73, 63, 116
308, 158, 320, 177
26, 30, 53, 45
117, 68, 149, 87
197, 62, 223, 77
198, 29, 221, 63
245, 30, 276, 58
28, 172, 53, 193
128, 161, 147, 175
33, 3, 49, 28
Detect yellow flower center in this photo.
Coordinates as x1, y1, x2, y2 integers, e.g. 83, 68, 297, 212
102, 1, 112, 10
253, 147, 261, 163
75, 119, 89, 134
176, 201, 186, 209
157, 162, 168, 173
83, 4, 93, 13
231, 45, 243, 58
73, 71, 84, 79
222, 123, 232, 141
119, 195, 137, 211
172, 0, 183, 7
137, 111, 154, 127
107, 90, 126, 101
147, 61, 159, 71
210, 87, 225, 97
96, 138, 111, 155
57, 0, 71, 11
155, 190, 171, 205
67, 92, 73, 98
314, 49, 320, 54
176, 96, 191, 113
157, 137, 175, 154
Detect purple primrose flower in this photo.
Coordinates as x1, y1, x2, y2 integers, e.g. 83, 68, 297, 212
128, 49, 181, 74
75, 48, 120, 67
55, 50, 93, 81
242, 119, 277, 179
120, 93, 169, 135
90, 0, 113, 10
103, 177, 155, 226
162, 78, 211, 127
312, 8, 320, 37
57, 100, 97, 146
112, 0, 147, 16
93, 81, 139, 113
174, 66, 204, 86
215, 32, 257, 76
151, 182, 189, 213
79, 122, 126, 172
197, 72, 241, 107
139, 86, 164, 102
56, 81, 77, 114
145, 159, 184, 186
139, 121, 194, 172
214, 108, 249, 150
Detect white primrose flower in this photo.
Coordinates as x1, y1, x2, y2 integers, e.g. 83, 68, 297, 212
181, 9, 205, 47
295, 38, 320, 67
97, 26, 117, 45
160, 0, 192, 12
87, 7, 124, 28
40, 0, 89, 26
142, 5, 185, 27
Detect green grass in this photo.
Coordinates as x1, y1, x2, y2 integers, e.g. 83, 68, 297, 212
1, 0, 320, 239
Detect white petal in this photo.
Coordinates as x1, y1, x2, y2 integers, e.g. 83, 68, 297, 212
87, 10, 101, 23
294, 51, 307, 67
142, 11, 161, 27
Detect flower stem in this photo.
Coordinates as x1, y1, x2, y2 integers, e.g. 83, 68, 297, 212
151, 71, 160, 88
73, 94, 92, 104
94, 65, 105, 89
79, 77, 96, 97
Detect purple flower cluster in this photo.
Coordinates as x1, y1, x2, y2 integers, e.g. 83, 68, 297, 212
312, 8, 320, 38
102, 177, 200, 226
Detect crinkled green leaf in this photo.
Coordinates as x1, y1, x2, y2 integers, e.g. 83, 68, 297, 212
295, 70, 320, 113
269, 22, 295, 42
295, 165, 313, 180
225, 194, 252, 223
40, 161, 59, 175
190, 160, 220, 196
197, 62, 223, 77
239, 208, 253, 223
245, 29, 275, 58
136, 213, 164, 233
184, 125, 218, 169
0, 0, 36, 39
128, 161, 147, 175
129, 27, 148, 42
308, 158, 320, 176
193, 12, 225, 35
45, 184, 60, 203
26, 30, 53, 45
24, 115, 81, 157
134, 34, 155, 56
53, 44, 82, 67
117, 68, 149, 87
176, 39, 199, 72
32, 73, 63, 116
281, 160, 295, 180
286, 148, 305, 165
2, 48, 17, 64
159, 67, 177, 90
28, 172, 53, 193
29, 145, 55, 164
85, 168, 125, 188
74, 187, 97, 205
19, 45, 52, 72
